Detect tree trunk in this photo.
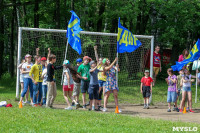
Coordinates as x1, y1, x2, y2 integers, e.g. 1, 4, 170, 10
0, 0, 4, 78
55, 0, 60, 29
34, 0, 39, 47
170, 40, 180, 65
71, 0, 74, 11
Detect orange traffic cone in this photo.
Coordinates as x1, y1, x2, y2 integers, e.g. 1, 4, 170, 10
19, 101, 23, 108
183, 107, 187, 114
115, 106, 119, 113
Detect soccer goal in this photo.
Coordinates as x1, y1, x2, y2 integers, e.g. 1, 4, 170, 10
16, 27, 154, 103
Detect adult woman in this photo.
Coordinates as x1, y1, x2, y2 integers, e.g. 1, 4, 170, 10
102, 57, 121, 112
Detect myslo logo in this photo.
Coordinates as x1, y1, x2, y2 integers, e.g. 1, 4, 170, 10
173, 127, 198, 132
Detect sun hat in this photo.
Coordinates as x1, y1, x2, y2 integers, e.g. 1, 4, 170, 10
145, 70, 150, 73
41, 57, 47, 61
63, 60, 70, 65
25, 54, 32, 58
89, 60, 96, 66
83, 56, 92, 62
76, 58, 83, 63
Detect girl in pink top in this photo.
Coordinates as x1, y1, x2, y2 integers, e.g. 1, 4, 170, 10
178, 49, 189, 62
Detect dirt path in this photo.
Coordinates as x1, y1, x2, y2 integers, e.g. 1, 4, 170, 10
53, 103, 200, 124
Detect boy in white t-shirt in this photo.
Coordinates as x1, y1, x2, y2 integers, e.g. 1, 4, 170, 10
42, 62, 48, 105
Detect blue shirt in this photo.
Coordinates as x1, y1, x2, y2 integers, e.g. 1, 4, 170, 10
89, 69, 99, 85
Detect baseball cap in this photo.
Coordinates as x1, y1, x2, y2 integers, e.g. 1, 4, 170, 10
41, 57, 47, 61
89, 60, 96, 66
83, 56, 92, 62
63, 60, 70, 65
25, 54, 32, 58
145, 70, 150, 73
76, 58, 83, 63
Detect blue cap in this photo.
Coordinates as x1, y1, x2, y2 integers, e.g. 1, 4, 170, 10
76, 58, 82, 63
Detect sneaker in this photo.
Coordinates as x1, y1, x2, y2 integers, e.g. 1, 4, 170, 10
95, 108, 101, 111
189, 109, 195, 113
24, 101, 30, 105
98, 106, 103, 111
18, 102, 25, 106
146, 106, 149, 109
75, 103, 80, 109
143, 105, 147, 109
65, 106, 73, 110
102, 108, 107, 112
33, 104, 38, 107
179, 109, 183, 112
92, 106, 95, 111
186, 107, 189, 112
176, 108, 179, 112
71, 102, 75, 107
88, 108, 91, 111
37, 103, 42, 106
86, 101, 90, 106
83, 105, 86, 109
173, 107, 176, 111
118, 108, 122, 113
167, 109, 171, 112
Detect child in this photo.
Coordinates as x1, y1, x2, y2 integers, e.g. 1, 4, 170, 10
18, 57, 29, 104
153, 45, 161, 86
88, 61, 103, 111
29, 55, 43, 106
63, 60, 78, 110
42, 62, 48, 106
94, 46, 106, 110
165, 68, 178, 112
72, 58, 82, 105
46, 54, 63, 108
179, 69, 195, 113
102, 57, 121, 112
140, 70, 153, 109
19, 54, 33, 105
77, 56, 91, 109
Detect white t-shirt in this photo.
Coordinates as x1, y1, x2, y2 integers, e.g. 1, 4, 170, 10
183, 74, 191, 87
22, 62, 33, 78
63, 68, 74, 85
42, 68, 47, 85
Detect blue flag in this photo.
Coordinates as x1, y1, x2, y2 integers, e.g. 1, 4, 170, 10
117, 18, 142, 53
171, 39, 200, 71
66, 11, 83, 55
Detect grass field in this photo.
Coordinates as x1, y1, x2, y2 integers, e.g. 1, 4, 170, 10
0, 74, 200, 132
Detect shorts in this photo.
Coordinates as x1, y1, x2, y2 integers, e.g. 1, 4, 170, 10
20, 75, 24, 83
98, 80, 106, 87
182, 87, 191, 92
73, 82, 81, 96
81, 80, 90, 93
153, 67, 160, 75
142, 86, 151, 98
63, 84, 74, 91
167, 91, 177, 103
88, 84, 99, 100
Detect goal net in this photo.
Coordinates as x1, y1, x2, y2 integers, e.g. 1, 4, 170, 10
16, 27, 154, 104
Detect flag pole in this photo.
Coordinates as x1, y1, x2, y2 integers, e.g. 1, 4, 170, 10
116, 52, 119, 87
61, 40, 69, 85
195, 59, 198, 103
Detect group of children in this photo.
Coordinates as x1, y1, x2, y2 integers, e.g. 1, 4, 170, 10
18, 46, 121, 112
140, 67, 195, 113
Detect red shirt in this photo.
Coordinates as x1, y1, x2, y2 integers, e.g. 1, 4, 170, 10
141, 77, 153, 86
153, 52, 161, 67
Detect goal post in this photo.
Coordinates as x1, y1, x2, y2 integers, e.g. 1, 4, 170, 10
16, 27, 154, 104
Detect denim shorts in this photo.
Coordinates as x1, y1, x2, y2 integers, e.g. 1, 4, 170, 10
98, 80, 106, 87
182, 87, 191, 92
81, 80, 90, 93
88, 84, 99, 100
167, 91, 177, 103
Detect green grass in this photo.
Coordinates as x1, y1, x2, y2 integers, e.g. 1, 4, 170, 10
0, 74, 200, 132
